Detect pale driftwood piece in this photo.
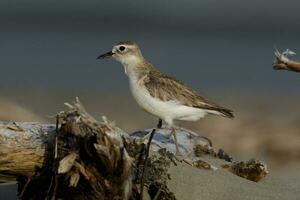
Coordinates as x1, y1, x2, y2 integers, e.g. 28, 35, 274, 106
0, 122, 55, 182
273, 50, 300, 72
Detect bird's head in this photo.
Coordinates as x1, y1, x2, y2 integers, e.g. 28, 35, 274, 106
97, 41, 144, 66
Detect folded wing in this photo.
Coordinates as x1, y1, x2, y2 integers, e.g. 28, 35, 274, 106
144, 70, 234, 118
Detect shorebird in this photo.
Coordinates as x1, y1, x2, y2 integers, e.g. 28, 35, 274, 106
98, 41, 234, 155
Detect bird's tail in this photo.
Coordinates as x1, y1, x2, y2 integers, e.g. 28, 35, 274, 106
207, 107, 234, 118
218, 108, 234, 118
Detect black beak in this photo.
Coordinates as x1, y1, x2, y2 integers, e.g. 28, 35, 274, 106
97, 51, 114, 59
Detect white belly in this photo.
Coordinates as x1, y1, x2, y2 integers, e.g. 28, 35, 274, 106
129, 78, 208, 125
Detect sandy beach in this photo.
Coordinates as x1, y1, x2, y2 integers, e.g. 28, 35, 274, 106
1, 159, 300, 200
168, 157, 300, 200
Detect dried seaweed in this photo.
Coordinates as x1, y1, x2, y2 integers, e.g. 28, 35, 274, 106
132, 148, 176, 200
193, 144, 215, 157
192, 160, 213, 170
229, 159, 269, 182
217, 149, 233, 162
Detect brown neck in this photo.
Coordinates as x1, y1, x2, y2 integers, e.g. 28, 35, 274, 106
125, 59, 156, 78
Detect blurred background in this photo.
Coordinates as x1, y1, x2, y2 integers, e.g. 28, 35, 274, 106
1, 0, 300, 198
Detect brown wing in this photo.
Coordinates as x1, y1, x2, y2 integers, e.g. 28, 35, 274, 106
144, 70, 234, 118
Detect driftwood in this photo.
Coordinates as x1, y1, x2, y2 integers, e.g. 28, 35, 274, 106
273, 49, 300, 73
0, 99, 269, 199
0, 99, 177, 200
0, 122, 51, 182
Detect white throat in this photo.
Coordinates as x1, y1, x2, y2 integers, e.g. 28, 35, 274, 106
115, 55, 144, 76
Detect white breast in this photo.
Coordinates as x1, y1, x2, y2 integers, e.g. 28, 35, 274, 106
128, 76, 208, 125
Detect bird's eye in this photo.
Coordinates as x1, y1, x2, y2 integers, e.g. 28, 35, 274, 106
119, 46, 126, 51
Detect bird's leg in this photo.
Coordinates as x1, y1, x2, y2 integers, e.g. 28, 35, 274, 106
140, 119, 162, 143
139, 118, 162, 200
157, 118, 163, 129
171, 127, 181, 156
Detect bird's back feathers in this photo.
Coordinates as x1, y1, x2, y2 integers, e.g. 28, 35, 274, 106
139, 65, 234, 118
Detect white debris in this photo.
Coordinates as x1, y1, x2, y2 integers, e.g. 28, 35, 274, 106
282, 48, 296, 57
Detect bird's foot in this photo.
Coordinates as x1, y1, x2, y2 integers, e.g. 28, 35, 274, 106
165, 132, 172, 140
173, 148, 184, 160
174, 155, 184, 162
175, 149, 182, 156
